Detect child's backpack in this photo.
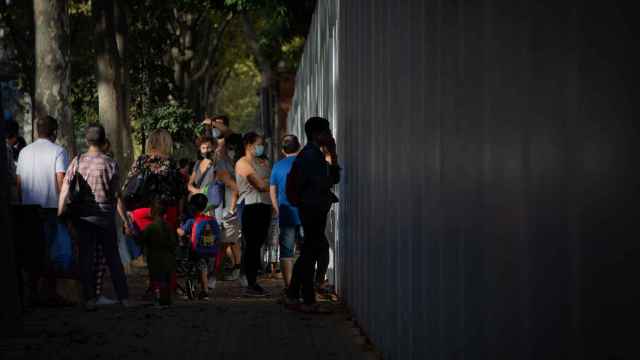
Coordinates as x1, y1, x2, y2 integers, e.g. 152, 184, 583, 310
190, 214, 219, 257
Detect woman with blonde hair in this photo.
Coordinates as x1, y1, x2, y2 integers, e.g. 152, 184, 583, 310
123, 129, 186, 231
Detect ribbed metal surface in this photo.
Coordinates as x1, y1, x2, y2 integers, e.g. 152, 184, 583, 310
288, 1, 637, 359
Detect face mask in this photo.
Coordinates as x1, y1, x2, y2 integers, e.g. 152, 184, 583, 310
201, 150, 213, 159
211, 128, 222, 139
254, 145, 265, 157
228, 150, 236, 160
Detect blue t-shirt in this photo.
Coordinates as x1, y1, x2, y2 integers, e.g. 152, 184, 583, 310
270, 156, 301, 226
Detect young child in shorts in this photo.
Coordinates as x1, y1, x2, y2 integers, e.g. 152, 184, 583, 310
177, 194, 221, 301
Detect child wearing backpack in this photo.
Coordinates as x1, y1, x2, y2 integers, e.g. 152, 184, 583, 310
136, 200, 177, 307
177, 193, 221, 301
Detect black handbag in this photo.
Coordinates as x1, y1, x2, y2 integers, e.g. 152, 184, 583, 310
123, 158, 149, 211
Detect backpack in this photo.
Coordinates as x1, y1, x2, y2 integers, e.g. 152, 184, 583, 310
194, 160, 223, 209
191, 215, 219, 257
285, 158, 303, 207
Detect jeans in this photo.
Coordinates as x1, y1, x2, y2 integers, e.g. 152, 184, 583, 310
75, 219, 129, 301
279, 225, 300, 259
287, 207, 330, 305
240, 203, 272, 287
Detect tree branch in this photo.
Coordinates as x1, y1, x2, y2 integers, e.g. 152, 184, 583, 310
192, 12, 233, 81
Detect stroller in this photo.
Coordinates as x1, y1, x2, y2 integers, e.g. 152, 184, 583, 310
175, 232, 222, 300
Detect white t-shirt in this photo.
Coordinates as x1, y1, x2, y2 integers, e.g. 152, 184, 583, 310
17, 138, 69, 209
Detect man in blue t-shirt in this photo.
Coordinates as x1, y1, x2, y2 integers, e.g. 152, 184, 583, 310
269, 135, 302, 288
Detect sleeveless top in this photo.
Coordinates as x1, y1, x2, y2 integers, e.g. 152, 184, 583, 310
236, 157, 271, 206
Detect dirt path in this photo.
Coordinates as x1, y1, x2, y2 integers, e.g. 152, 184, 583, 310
0, 268, 378, 360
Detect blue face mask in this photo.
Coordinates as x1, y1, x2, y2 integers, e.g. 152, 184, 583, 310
211, 128, 222, 139
254, 144, 265, 157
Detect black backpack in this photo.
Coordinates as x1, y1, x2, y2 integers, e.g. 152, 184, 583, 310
285, 158, 303, 207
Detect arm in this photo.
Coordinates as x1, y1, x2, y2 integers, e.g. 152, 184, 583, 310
236, 159, 269, 192
187, 167, 201, 194
269, 185, 279, 215
217, 169, 238, 192
247, 173, 269, 193
56, 172, 65, 194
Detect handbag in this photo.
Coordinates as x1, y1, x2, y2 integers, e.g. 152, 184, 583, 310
123, 157, 149, 211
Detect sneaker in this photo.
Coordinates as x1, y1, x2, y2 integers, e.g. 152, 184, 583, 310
198, 291, 210, 301
244, 284, 270, 297
238, 274, 248, 287
84, 299, 98, 312
96, 295, 118, 306
207, 278, 217, 290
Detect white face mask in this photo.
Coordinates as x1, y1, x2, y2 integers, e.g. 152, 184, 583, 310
211, 128, 222, 139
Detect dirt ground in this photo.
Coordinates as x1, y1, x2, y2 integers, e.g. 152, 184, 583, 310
0, 267, 380, 360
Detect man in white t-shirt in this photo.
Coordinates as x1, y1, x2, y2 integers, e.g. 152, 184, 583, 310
16, 115, 70, 306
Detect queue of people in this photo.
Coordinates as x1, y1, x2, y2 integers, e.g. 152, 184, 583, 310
6, 113, 340, 314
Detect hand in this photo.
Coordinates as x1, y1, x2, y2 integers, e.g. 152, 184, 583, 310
325, 136, 337, 157
177, 228, 185, 237
272, 206, 279, 217
124, 226, 134, 237
202, 118, 212, 127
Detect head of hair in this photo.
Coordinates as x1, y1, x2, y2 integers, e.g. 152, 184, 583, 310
213, 115, 230, 126
281, 134, 301, 154
37, 115, 59, 138
242, 131, 262, 152
178, 158, 190, 169
5, 120, 19, 139
189, 193, 208, 213
85, 124, 107, 147
196, 135, 215, 147
150, 200, 167, 218
146, 129, 174, 156
304, 116, 330, 141
16, 136, 26, 150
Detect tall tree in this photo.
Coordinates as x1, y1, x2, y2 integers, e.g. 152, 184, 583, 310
33, 0, 75, 154
93, 0, 126, 170
114, 0, 132, 170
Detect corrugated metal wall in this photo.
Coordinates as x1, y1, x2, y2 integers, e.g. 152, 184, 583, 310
288, 1, 638, 359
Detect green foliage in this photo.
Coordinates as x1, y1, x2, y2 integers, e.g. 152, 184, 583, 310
216, 59, 261, 134
135, 104, 203, 145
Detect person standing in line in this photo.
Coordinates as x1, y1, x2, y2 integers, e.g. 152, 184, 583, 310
213, 135, 242, 281
187, 135, 237, 289
58, 124, 129, 311
122, 129, 186, 297
235, 132, 272, 296
269, 135, 302, 290
284, 117, 340, 313
16, 115, 71, 306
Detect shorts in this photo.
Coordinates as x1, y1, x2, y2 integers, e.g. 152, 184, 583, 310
196, 256, 215, 273
219, 213, 241, 245
279, 225, 301, 259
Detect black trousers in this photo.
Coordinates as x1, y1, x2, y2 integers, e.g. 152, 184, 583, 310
240, 203, 272, 287
75, 220, 129, 301
287, 206, 330, 305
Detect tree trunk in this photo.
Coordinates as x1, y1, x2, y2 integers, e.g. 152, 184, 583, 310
93, 0, 125, 172
33, 0, 74, 155
114, 0, 132, 170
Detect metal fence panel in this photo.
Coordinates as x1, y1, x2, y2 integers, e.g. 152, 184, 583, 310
288, 1, 638, 359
